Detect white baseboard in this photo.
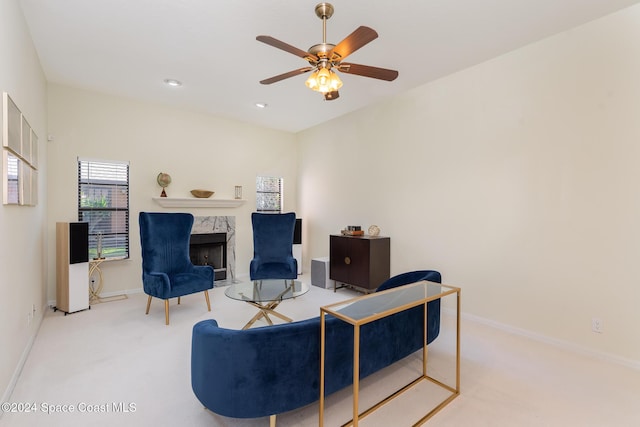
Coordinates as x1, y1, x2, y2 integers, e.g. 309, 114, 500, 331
445, 308, 640, 371
1, 313, 42, 412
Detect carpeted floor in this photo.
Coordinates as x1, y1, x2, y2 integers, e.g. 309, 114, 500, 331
2, 278, 640, 427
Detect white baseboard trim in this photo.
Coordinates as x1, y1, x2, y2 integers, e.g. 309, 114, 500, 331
1, 314, 43, 413
446, 308, 640, 371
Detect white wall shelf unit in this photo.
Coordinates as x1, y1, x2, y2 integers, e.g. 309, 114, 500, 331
152, 197, 246, 208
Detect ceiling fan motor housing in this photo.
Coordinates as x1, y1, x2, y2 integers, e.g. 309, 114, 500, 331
309, 43, 336, 60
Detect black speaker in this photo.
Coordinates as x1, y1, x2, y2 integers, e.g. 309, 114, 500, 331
293, 218, 302, 245
69, 222, 89, 264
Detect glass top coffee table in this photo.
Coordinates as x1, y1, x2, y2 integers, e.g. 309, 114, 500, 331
224, 279, 309, 329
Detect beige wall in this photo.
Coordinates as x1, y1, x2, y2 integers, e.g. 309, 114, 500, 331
46, 85, 298, 300
0, 0, 48, 402
298, 5, 640, 364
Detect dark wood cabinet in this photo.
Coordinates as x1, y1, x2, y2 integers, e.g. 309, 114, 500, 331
329, 234, 390, 293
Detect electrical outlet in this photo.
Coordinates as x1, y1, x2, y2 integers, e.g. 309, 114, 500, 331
592, 317, 603, 333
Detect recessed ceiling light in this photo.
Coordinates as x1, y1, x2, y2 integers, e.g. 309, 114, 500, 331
163, 79, 182, 87
255, 102, 268, 109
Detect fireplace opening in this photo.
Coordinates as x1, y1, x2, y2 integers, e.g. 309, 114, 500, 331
189, 233, 227, 281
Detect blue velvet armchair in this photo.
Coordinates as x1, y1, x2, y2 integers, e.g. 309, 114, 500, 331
139, 212, 214, 325
249, 212, 298, 285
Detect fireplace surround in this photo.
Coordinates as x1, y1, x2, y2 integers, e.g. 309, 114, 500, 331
191, 216, 236, 284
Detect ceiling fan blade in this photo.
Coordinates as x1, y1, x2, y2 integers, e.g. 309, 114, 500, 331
260, 67, 314, 85
256, 35, 318, 61
329, 26, 378, 61
337, 63, 398, 81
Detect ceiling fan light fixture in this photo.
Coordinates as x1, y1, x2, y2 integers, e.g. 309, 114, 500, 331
306, 67, 343, 94
329, 71, 342, 91
317, 67, 331, 86
305, 70, 320, 90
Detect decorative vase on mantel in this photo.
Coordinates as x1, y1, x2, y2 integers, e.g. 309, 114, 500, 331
157, 172, 172, 197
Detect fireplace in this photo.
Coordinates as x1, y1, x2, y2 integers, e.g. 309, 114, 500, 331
191, 216, 236, 284
189, 233, 227, 281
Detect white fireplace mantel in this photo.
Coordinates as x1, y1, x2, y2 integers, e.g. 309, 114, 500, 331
152, 197, 246, 208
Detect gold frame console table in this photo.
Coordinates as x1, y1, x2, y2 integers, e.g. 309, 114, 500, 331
319, 280, 461, 426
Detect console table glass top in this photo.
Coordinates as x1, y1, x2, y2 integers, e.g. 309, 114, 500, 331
319, 280, 461, 427
324, 281, 454, 323
224, 280, 309, 329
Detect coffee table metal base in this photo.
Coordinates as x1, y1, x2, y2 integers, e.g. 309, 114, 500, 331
242, 299, 293, 329
223, 280, 309, 330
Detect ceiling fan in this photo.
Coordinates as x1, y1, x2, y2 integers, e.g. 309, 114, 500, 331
256, 2, 398, 101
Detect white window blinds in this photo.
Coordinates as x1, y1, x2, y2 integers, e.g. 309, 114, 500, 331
77, 158, 130, 259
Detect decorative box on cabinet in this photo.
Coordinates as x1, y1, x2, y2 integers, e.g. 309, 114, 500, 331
55, 222, 90, 314
329, 234, 390, 293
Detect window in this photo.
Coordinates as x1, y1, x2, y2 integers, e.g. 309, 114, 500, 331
78, 158, 130, 259
256, 176, 283, 213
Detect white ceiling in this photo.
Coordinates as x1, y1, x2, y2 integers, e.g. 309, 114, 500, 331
18, 0, 640, 133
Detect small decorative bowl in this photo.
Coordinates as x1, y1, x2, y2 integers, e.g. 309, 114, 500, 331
190, 189, 214, 198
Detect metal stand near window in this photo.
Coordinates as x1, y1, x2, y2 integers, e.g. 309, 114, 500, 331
319, 281, 461, 427
89, 258, 105, 304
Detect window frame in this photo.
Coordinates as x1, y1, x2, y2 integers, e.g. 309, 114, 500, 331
256, 176, 283, 213
77, 158, 130, 260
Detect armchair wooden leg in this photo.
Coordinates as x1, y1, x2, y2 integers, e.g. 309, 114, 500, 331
270, 414, 276, 427
177, 296, 181, 305
165, 300, 170, 325
145, 295, 152, 314
204, 290, 211, 311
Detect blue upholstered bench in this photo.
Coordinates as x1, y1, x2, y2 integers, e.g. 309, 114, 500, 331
191, 270, 442, 422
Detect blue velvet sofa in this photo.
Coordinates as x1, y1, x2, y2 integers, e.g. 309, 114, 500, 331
191, 270, 441, 421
